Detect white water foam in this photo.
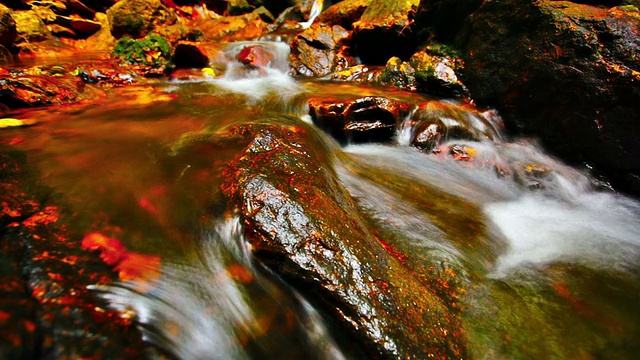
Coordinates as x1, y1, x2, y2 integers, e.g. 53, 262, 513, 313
486, 187, 640, 277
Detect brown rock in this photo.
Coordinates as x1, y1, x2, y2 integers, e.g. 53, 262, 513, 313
237, 45, 275, 67
107, 0, 177, 39
290, 23, 354, 76
459, 1, 640, 195
316, 0, 371, 30
13, 10, 52, 43
174, 41, 210, 68
308, 95, 411, 143
221, 121, 467, 359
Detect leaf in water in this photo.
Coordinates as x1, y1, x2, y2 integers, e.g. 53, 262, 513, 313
0, 118, 37, 128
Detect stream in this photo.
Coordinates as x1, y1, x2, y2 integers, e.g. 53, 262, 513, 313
2, 39, 640, 359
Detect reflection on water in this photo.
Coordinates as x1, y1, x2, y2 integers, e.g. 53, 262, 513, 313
1, 40, 640, 359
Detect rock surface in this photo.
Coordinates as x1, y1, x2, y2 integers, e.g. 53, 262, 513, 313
221, 120, 467, 359
290, 23, 354, 76
107, 0, 177, 39
459, 0, 640, 194
308, 96, 411, 143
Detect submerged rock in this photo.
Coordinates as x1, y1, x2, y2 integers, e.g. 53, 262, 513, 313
0, 149, 147, 359
290, 23, 354, 76
0, 76, 81, 109
459, 1, 640, 195
221, 120, 467, 359
308, 96, 411, 143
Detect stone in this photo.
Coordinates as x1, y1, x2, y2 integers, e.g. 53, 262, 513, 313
236, 45, 275, 67
56, 16, 101, 37
459, 0, 640, 195
290, 23, 354, 76
173, 41, 210, 68
409, 50, 468, 97
107, 0, 177, 39
0, 5, 17, 47
376, 56, 417, 91
308, 95, 411, 143
409, 101, 495, 151
352, 0, 419, 64
0, 76, 81, 109
221, 120, 467, 359
316, 0, 371, 29
13, 10, 52, 43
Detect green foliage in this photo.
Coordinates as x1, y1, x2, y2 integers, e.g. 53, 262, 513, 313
112, 34, 172, 67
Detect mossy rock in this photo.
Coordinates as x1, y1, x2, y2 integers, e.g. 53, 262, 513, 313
112, 34, 172, 68
107, 0, 177, 39
13, 10, 52, 43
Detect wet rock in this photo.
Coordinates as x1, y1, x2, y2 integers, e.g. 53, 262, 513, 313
112, 34, 173, 71
290, 23, 354, 76
409, 101, 497, 151
107, 0, 177, 39
0, 5, 18, 47
13, 10, 52, 43
237, 45, 275, 67
73, 12, 116, 51
327, 64, 379, 82
409, 50, 468, 97
316, 0, 371, 30
0, 76, 81, 109
174, 41, 210, 68
56, 16, 101, 38
459, 1, 640, 196
352, 0, 419, 64
376, 57, 417, 91
221, 121, 466, 359
308, 96, 410, 143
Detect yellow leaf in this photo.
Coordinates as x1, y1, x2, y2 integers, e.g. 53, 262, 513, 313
0, 118, 37, 128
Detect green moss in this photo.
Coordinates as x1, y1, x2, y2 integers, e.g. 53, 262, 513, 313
112, 34, 172, 67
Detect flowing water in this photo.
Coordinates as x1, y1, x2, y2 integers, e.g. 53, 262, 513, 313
2, 40, 640, 359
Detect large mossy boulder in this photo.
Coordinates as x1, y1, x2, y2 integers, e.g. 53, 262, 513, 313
0, 5, 17, 47
107, 0, 177, 39
352, 0, 420, 64
13, 10, 51, 43
459, 1, 640, 195
221, 120, 467, 359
